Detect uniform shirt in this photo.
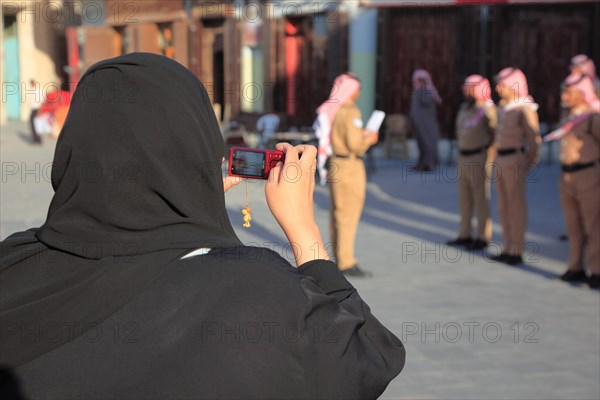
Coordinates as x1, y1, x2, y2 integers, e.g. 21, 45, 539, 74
494, 103, 541, 164
455, 102, 496, 150
331, 101, 371, 157
559, 112, 600, 165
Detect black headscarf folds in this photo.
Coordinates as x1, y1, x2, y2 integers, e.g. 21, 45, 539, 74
38, 53, 241, 258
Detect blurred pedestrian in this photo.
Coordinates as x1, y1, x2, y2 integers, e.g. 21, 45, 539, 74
570, 54, 600, 98
409, 69, 442, 172
447, 75, 496, 250
28, 79, 43, 144
37, 84, 71, 139
256, 112, 280, 148
326, 73, 379, 277
490, 68, 541, 265
545, 74, 600, 288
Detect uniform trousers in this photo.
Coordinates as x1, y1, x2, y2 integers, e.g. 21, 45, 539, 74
494, 153, 529, 255
29, 108, 42, 144
329, 157, 366, 269
458, 152, 492, 241
559, 164, 600, 274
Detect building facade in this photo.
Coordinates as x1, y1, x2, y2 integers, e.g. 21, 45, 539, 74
3, 0, 598, 134
373, 1, 600, 136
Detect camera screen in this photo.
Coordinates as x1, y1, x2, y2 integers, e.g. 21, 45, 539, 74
231, 150, 266, 177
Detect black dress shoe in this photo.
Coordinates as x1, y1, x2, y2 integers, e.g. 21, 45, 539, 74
465, 239, 488, 250
446, 237, 472, 246
560, 269, 587, 282
490, 253, 509, 262
587, 274, 600, 289
504, 254, 523, 265
341, 265, 373, 278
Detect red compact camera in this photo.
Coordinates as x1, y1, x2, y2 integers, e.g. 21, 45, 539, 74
228, 147, 285, 179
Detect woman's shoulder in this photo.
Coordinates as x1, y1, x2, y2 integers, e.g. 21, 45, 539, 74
179, 246, 300, 279
176, 246, 309, 309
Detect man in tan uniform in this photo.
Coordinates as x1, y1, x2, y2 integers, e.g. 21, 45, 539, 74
328, 76, 378, 277
570, 55, 600, 99
447, 75, 496, 250
545, 73, 600, 288
491, 68, 541, 265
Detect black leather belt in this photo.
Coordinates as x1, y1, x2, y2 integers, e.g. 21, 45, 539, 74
334, 154, 364, 160
460, 147, 486, 156
561, 162, 596, 173
497, 147, 525, 156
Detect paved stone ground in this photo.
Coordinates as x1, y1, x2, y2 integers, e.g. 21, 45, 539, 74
2, 121, 599, 400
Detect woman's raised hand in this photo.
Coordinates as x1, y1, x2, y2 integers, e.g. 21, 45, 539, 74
265, 143, 328, 266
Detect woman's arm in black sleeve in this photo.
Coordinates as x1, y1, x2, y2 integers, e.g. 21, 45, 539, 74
298, 260, 406, 400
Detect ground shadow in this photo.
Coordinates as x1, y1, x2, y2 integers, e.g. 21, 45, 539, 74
17, 131, 34, 144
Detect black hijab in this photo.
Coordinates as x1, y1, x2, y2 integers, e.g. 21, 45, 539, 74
1, 53, 241, 368
37, 52, 241, 257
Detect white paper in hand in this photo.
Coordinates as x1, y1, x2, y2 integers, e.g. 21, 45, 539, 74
366, 110, 386, 132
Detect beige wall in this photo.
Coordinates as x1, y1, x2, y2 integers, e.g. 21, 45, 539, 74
1, 0, 64, 122
19, 4, 62, 120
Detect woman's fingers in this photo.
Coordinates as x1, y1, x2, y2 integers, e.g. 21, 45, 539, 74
222, 157, 241, 193
267, 161, 284, 185
292, 144, 315, 154
275, 142, 299, 163
293, 145, 318, 168
273, 143, 317, 184
275, 143, 317, 168
223, 176, 242, 192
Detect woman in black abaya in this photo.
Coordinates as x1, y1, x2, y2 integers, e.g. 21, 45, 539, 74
0, 53, 405, 399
